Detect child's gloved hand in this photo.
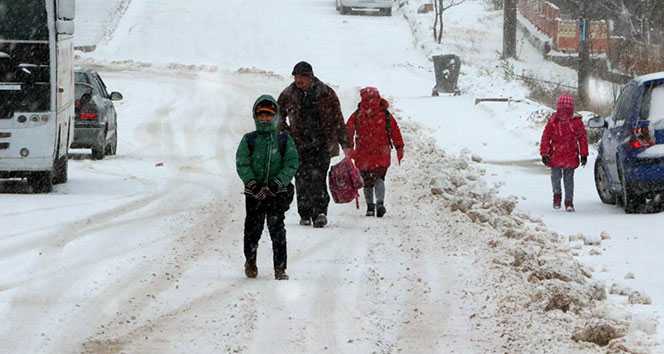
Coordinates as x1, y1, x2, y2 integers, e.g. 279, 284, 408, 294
580, 156, 587, 167
541, 155, 550, 166
245, 180, 267, 200
267, 179, 284, 196
396, 148, 404, 165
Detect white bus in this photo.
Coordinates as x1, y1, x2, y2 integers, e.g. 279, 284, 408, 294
0, 0, 75, 193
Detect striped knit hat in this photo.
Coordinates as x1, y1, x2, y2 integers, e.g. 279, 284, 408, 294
255, 99, 277, 115
557, 94, 575, 110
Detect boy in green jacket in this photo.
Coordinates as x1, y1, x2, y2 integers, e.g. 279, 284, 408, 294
236, 95, 299, 280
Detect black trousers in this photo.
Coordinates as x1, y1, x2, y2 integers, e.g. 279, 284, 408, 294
295, 154, 331, 220
244, 185, 294, 271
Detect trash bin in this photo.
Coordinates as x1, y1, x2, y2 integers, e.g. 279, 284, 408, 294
432, 54, 461, 96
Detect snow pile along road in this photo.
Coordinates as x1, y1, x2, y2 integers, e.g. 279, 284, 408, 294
392, 116, 658, 352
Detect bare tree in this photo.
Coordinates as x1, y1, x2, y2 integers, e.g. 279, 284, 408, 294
432, 0, 467, 44
577, 0, 590, 109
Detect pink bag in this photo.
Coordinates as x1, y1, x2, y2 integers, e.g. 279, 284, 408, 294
329, 157, 363, 207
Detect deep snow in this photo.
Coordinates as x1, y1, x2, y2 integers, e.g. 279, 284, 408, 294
1, 0, 663, 353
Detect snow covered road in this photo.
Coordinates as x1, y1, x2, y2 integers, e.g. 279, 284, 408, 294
1, 0, 662, 353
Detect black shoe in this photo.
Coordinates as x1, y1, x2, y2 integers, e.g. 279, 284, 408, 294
275, 269, 289, 280
244, 260, 257, 278
366, 203, 375, 217
376, 203, 386, 218
313, 213, 327, 228
299, 217, 312, 226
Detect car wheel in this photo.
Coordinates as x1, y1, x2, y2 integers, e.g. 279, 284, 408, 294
93, 127, 108, 160
105, 134, 114, 156
340, 5, 349, 14
382, 7, 392, 16
619, 165, 643, 213
29, 171, 53, 193
594, 158, 616, 204
92, 147, 105, 160
92, 139, 106, 160
110, 130, 117, 156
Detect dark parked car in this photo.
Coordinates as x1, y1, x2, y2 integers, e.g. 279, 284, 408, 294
71, 68, 122, 159
336, 0, 392, 15
589, 71, 664, 213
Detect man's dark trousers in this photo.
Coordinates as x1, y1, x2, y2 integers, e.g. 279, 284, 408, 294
295, 154, 331, 221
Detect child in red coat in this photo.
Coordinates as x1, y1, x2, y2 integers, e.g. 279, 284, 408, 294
346, 87, 405, 217
540, 94, 589, 212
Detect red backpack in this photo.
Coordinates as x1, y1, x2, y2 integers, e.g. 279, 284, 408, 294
329, 157, 363, 207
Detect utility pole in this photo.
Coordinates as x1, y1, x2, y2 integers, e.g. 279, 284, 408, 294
503, 0, 517, 58
577, 0, 590, 109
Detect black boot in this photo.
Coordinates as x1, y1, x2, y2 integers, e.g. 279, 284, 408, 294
274, 268, 289, 280
366, 203, 376, 216
245, 259, 257, 278
313, 213, 327, 228
376, 202, 386, 218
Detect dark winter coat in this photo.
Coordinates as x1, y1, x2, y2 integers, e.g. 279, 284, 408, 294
540, 95, 589, 168
346, 94, 404, 170
236, 95, 299, 186
277, 77, 351, 159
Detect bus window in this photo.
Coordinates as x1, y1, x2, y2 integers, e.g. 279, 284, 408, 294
0, 0, 49, 41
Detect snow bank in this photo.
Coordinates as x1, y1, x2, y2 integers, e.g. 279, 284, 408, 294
393, 115, 658, 352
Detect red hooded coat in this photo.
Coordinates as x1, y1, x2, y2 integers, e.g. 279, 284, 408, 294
346, 87, 405, 170
540, 95, 589, 168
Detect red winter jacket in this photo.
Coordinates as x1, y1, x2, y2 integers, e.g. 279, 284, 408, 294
346, 88, 404, 170
540, 95, 588, 168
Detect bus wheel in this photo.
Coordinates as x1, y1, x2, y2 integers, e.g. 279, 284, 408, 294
29, 171, 53, 193
53, 154, 68, 184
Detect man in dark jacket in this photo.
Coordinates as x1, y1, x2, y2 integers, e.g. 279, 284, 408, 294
278, 61, 351, 228
236, 95, 299, 280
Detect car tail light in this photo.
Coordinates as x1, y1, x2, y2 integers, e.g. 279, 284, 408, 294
628, 122, 655, 149
80, 104, 98, 120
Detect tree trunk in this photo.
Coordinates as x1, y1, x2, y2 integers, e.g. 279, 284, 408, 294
502, 0, 517, 58
578, 0, 590, 109
437, 1, 444, 43
433, 0, 439, 41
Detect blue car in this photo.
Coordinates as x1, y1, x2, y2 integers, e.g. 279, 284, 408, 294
589, 71, 664, 213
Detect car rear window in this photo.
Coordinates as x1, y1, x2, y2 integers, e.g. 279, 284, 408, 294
75, 72, 89, 84
74, 83, 93, 100
641, 83, 664, 129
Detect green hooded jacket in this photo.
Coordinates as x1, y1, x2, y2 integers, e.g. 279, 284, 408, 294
236, 95, 299, 187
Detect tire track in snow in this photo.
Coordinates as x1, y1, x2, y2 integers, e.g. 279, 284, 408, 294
77, 195, 243, 354
67, 68, 278, 353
